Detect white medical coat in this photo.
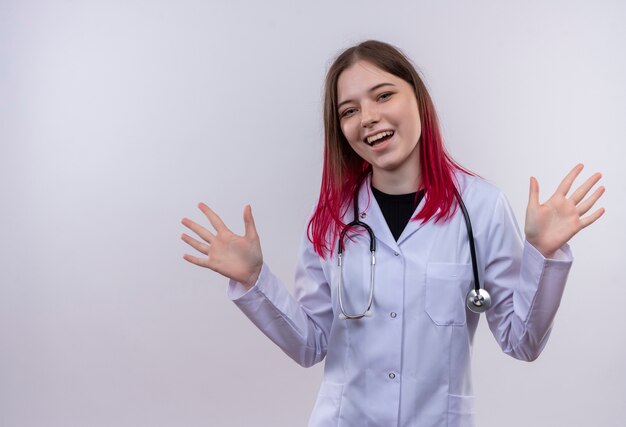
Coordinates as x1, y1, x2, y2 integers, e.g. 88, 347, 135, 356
228, 172, 573, 427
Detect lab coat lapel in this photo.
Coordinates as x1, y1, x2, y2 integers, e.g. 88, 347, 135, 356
397, 191, 432, 246
356, 177, 399, 253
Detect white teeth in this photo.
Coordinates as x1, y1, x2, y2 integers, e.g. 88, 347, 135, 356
366, 131, 394, 145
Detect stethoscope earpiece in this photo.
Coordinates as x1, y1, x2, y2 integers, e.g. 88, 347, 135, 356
339, 309, 372, 321
466, 289, 492, 314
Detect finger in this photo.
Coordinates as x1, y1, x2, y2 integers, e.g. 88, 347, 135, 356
576, 186, 606, 216
181, 217, 215, 243
198, 203, 230, 233
579, 207, 606, 229
555, 163, 584, 196
181, 233, 210, 255
528, 176, 540, 208
243, 205, 258, 238
182, 253, 211, 268
569, 172, 602, 204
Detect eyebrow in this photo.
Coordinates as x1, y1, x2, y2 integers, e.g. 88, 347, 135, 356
337, 82, 396, 110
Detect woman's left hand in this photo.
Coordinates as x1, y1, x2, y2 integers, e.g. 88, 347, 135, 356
524, 163, 605, 258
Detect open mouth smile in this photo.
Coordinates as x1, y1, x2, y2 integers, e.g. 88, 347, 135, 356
365, 130, 394, 146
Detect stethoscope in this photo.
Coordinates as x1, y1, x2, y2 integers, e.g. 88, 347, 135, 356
337, 185, 492, 320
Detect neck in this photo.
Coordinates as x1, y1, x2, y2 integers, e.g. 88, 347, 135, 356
371, 165, 420, 195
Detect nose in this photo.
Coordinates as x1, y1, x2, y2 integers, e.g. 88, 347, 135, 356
360, 102, 379, 128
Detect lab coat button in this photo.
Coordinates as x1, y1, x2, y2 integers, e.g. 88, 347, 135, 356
388, 372, 396, 379
394, 252, 400, 256
360, 212, 367, 219
390, 312, 397, 318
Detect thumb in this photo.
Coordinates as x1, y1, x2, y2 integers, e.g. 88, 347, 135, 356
528, 176, 540, 208
243, 204, 258, 238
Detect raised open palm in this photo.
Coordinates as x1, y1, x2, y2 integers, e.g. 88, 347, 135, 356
181, 203, 263, 289
525, 164, 605, 258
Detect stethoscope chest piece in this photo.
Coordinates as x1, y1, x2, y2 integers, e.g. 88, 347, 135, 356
466, 288, 492, 313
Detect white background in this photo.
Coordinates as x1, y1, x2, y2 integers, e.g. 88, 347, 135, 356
1, 1, 624, 426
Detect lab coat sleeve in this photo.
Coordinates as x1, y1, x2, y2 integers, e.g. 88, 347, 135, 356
226, 233, 333, 367
483, 192, 573, 362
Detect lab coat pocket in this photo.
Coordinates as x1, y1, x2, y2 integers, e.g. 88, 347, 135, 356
425, 262, 472, 326
309, 381, 344, 427
447, 394, 475, 427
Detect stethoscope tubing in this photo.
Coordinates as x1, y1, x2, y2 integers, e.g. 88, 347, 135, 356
337, 184, 491, 320
337, 190, 376, 319
454, 188, 481, 296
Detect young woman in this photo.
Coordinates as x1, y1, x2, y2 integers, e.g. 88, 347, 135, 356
181, 40, 605, 427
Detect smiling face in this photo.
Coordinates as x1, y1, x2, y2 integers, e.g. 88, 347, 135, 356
337, 60, 422, 190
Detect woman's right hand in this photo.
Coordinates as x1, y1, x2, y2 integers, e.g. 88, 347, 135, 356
181, 203, 263, 289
